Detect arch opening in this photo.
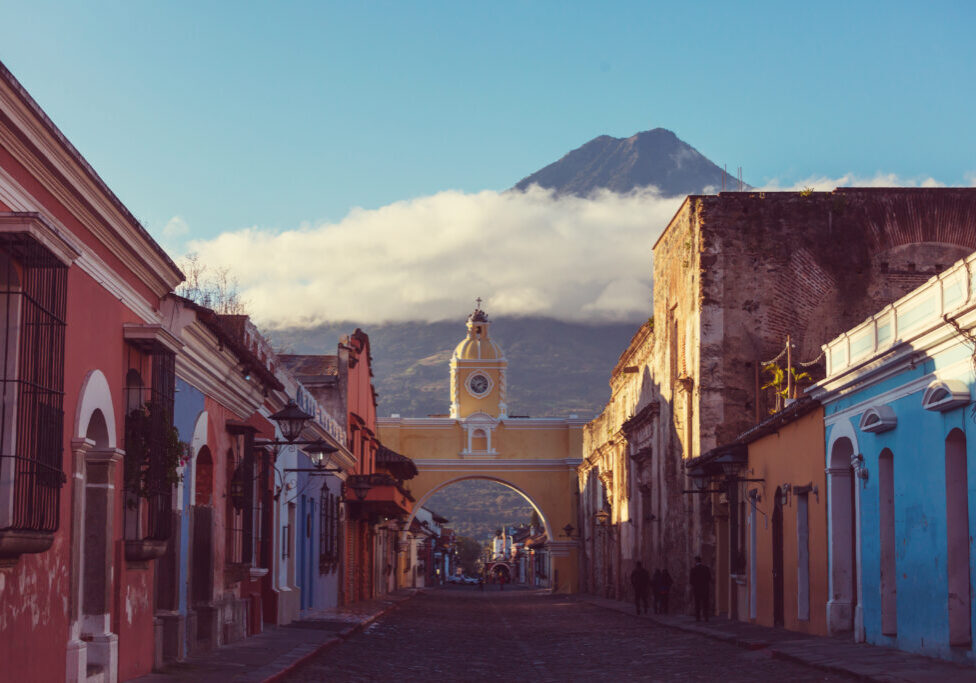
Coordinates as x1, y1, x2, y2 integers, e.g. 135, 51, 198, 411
827, 433, 857, 634
413, 476, 555, 588
412, 475, 554, 541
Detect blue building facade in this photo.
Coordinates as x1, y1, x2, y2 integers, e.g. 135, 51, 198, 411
813, 253, 976, 664
172, 377, 207, 658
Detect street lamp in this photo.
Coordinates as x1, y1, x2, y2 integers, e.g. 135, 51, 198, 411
257, 399, 342, 476
687, 465, 710, 491
270, 400, 313, 443
715, 451, 747, 479
349, 477, 372, 501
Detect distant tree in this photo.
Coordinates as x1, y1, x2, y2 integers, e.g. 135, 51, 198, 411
176, 253, 248, 315
456, 536, 484, 575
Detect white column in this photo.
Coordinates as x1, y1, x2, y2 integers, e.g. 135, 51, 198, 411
749, 496, 757, 620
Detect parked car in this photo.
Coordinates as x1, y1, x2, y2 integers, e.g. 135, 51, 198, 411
462, 575, 480, 585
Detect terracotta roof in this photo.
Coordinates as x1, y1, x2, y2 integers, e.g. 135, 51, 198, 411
279, 354, 339, 377
170, 295, 283, 392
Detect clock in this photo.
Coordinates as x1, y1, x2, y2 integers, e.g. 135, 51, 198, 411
468, 373, 490, 396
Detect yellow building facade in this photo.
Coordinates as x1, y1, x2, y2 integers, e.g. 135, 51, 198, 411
377, 305, 584, 593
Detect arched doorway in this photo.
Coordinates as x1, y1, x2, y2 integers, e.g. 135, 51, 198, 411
194, 447, 213, 507
945, 429, 971, 647
827, 430, 859, 636
68, 368, 120, 683
878, 448, 897, 636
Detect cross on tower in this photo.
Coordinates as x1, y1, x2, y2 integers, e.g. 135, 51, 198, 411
475, 297, 483, 310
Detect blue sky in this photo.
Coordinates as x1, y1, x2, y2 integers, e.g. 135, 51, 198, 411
2, 2, 975, 325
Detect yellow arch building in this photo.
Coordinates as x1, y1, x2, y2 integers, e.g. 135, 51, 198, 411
377, 305, 584, 593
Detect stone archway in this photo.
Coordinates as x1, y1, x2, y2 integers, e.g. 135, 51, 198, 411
399, 466, 579, 593
409, 475, 555, 541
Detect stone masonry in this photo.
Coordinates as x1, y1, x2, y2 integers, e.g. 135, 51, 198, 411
614, 187, 976, 612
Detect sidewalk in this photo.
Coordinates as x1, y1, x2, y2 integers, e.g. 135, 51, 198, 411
134, 590, 419, 683
580, 594, 976, 682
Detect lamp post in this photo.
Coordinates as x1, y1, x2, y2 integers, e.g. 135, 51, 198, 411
594, 509, 612, 598
257, 400, 342, 475
349, 478, 372, 501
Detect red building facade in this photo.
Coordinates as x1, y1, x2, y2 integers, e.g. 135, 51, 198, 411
0, 61, 183, 681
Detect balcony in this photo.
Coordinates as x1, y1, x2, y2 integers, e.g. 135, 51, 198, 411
344, 473, 414, 518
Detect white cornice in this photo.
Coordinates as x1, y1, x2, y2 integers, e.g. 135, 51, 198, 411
502, 418, 587, 429
811, 307, 976, 399
0, 165, 160, 322
377, 416, 586, 431
412, 458, 582, 471
822, 358, 970, 428
451, 358, 507, 366
0, 212, 80, 265
378, 417, 457, 428
176, 320, 265, 418
0, 82, 181, 296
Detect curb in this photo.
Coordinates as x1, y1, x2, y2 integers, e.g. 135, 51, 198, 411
261, 592, 419, 683
580, 597, 883, 682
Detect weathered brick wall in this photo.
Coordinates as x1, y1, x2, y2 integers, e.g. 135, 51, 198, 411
581, 321, 655, 598
645, 187, 976, 598
649, 198, 705, 605
701, 188, 976, 444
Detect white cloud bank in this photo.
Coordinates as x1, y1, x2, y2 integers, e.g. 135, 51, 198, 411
759, 172, 949, 191
182, 172, 974, 328
186, 186, 683, 328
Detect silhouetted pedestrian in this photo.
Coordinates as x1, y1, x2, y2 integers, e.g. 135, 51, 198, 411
659, 569, 673, 614
651, 569, 663, 614
630, 561, 651, 615
689, 556, 711, 622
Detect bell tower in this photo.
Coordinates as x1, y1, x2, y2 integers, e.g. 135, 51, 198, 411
450, 299, 507, 419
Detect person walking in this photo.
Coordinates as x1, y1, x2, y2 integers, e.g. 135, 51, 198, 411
689, 556, 712, 622
659, 569, 673, 614
630, 562, 651, 615
651, 569, 663, 614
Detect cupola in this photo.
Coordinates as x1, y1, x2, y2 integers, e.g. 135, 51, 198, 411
449, 299, 507, 419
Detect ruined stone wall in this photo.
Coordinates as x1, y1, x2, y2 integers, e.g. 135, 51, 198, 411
649, 197, 704, 606
645, 187, 976, 611
580, 321, 655, 599
699, 188, 976, 445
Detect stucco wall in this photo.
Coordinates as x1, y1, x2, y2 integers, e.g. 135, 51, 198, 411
825, 342, 976, 663
746, 407, 828, 635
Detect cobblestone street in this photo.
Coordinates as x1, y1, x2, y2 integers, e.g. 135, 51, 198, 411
285, 587, 853, 681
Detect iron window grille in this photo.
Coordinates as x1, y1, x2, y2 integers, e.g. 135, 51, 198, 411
282, 523, 291, 560
319, 487, 340, 574
227, 432, 257, 565
123, 345, 177, 541
0, 239, 67, 535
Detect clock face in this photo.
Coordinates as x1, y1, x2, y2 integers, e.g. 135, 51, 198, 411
468, 374, 490, 396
